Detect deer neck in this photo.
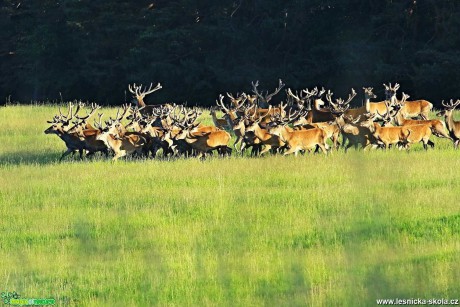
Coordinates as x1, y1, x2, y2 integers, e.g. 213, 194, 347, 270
365, 122, 379, 135
364, 96, 371, 112
136, 97, 146, 107
389, 94, 397, 106
211, 111, 219, 125
224, 114, 234, 129
335, 116, 346, 130
279, 126, 292, 142
252, 124, 268, 140
445, 110, 455, 130
394, 111, 405, 126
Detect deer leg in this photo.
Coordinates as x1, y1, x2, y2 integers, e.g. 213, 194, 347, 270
341, 135, 348, 148
283, 147, 296, 156
317, 143, 328, 155
294, 148, 300, 157
259, 145, 272, 156
59, 149, 75, 161
332, 135, 340, 150
233, 137, 242, 151
225, 146, 232, 157
112, 150, 126, 161
454, 139, 459, 149
344, 142, 354, 153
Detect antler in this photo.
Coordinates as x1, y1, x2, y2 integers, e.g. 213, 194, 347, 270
325, 90, 336, 108
58, 102, 73, 121
302, 88, 318, 98
287, 88, 301, 102
441, 99, 460, 110
251, 80, 263, 100
216, 94, 229, 113
251, 79, 285, 103
343, 88, 357, 105
316, 87, 326, 97
265, 79, 285, 103
75, 102, 101, 121
377, 100, 392, 123
128, 82, 162, 97
94, 113, 104, 129
400, 92, 410, 105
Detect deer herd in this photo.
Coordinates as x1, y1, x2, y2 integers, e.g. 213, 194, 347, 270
44, 80, 460, 161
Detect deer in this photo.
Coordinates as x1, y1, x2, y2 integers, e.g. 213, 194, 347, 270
391, 93, 450, 140
267, 110, 330, 156
304, 88, 356, 123
365, 83, 399, 120
290, 107, 341, 151
94, 115, 147, 161
437, 99, 460, 149
359, 113, 413, 150
67, 104, 110, 158
173, 122, 232, 158
338, 114, 381, 151
128, 82, 171, 116
44, 102, 90, 160
398, 124, 434, 150
343, 87, 377, 119
251, 79, 285, 108
304, 87, 347, 123
209, 107, 230, 130
216, 94, 246, 121
244, 114, 286, 156
400, 95, 433, 120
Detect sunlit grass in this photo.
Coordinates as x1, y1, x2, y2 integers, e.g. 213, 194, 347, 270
1, 104, 459, 305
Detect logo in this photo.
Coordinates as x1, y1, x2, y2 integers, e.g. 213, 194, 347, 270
1, 292, 55, 306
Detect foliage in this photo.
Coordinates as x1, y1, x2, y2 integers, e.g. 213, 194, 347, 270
1, 1, 460, 106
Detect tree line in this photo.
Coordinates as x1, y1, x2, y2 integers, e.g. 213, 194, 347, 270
1, 0, 460, 107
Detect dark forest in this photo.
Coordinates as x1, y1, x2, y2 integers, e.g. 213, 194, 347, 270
1, 0, 460, 107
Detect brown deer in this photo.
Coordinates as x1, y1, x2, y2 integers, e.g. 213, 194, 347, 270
209, 107, 230, 130
437, 99, 460, 149
174, 125, 232, 158
44, 102, 89, 160
399, 125, 434, 150
244, 116, 285, 156
291, 107, 341, 151
360, 113, 412, 150
392, 93, 450, 140
128, 82, 170, 116
67, 104, 110, 158
305, 87, 357, 124
267, 112, 330, 156
343, 87, 377, 119
216, 94, 246, 121
400, 95, 433, 120
95, 116, 147, 161
366, 83, 399, 120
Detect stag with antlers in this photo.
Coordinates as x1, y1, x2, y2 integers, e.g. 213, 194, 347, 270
437, 99, 460, 149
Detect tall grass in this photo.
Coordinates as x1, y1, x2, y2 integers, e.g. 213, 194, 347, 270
1, 105, 459, 305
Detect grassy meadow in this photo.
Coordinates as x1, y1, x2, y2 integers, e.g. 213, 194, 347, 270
1, 104, 460, 306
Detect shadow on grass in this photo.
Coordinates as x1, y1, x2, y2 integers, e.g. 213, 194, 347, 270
0, 150, 191, 166
0, 151, 108, 166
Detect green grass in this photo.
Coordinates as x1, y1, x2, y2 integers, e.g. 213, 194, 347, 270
1, 104, 460, 306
